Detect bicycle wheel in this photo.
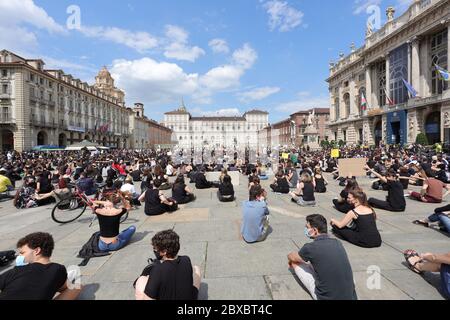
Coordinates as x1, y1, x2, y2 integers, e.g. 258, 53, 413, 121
51, 197, 87, 224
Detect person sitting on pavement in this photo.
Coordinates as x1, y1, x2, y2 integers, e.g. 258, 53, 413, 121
287, 214, 357, 300
153, 165, 171, 190
218, 174, 235, 202
285, 161, 299, 189
241, 185, 270, 244
139, 180, 178, 216
269, 170, 290, 194
408, 168, 450, 203
77, 171, 97, 196
403, 249, 450, 299
134, 230, 202, 300
171, 174, 196, 205
366, 167, 406, 212
413, 204, 450, 234
0, 232, 82, 300
332, 178, 359, 214
313, 167, 328, 193
93, 192, 135, 252
195, 167, 216, 190
120, 177, 141, 206
290, 172, 316, 207
331, 189, 382, 248
0, 167, 14, 198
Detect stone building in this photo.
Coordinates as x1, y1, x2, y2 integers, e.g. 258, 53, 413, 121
327, 0, 449, 146
164, 105, 269, 150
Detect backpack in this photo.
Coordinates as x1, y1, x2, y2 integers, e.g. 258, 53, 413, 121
0, 250, 16, 267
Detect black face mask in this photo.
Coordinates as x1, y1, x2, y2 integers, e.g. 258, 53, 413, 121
153, 250, 163, 261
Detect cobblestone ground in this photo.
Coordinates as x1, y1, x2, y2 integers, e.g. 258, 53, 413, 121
0, 173, 448, 300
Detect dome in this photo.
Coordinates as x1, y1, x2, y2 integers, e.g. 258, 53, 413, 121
97, 66, 111, 78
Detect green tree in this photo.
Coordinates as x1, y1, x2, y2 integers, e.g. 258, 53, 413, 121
415, 133, 429, 146
338, 140, 346, 147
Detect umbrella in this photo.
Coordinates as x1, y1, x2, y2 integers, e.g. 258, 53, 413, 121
65, 140, 101, 151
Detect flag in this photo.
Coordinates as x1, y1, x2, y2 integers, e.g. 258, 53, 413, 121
402, 78, 418, 98
435, 64, 449, 81
361, 92, 367, 111
384, 87, 395, 106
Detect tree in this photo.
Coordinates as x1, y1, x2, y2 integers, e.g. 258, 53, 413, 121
415, 133, 429, 146
338, 140, 346, 147
320, 140, 330, 149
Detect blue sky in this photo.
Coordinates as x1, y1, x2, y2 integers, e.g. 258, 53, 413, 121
0, 0, 412, 123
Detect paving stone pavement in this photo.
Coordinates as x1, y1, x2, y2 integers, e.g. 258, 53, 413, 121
0, 173, 448, 300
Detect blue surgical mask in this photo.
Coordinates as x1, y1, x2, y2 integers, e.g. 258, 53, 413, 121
304, 227, 313, 239
15, 255, 28, 267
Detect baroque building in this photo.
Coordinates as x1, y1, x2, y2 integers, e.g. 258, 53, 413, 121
327, 0, 449, 146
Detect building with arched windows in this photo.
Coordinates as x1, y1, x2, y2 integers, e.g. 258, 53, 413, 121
164, 105, 269, 150
327, 0, 449, 146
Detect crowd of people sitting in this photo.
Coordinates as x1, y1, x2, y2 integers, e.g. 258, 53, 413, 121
0, 143, 449, 300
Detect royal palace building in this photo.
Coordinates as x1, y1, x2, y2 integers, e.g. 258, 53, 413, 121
327, 0, 449, 146
164, 105, 269, 151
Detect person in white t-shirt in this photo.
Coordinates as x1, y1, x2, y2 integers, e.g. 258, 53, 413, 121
120, 177, 140, 206
166, 162, 175, 177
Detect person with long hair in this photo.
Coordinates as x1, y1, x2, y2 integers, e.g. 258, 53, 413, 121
270, 170, 290, 194
218, 174, 235, 202
290, 172, 316, 207
332, 178, 359, 214
313, 167, 328, 193
330, 189, 382, 248
139, 180, 178, 216
171, 175, 195, 204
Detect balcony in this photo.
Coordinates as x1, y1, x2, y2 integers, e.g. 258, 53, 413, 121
30, 118, 57, 129
0, 93, 11, 100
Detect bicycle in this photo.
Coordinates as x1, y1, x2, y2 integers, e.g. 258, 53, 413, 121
51, 183, 129, 225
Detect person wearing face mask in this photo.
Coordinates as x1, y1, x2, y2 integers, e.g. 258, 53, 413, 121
0, 232, 82, 300
287, 214, 357, 300
134, 230, 201, 300
241, 185, 270, 243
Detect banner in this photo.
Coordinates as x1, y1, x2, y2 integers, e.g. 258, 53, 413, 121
331, 149, 340, 158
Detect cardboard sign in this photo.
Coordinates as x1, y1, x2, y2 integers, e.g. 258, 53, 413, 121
338, 158, 367, 177
281, 153, 289, 160
331, 149, 340, 158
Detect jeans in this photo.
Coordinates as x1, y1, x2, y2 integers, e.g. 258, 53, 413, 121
427, 213, 450, 233
98, 226, 136, 252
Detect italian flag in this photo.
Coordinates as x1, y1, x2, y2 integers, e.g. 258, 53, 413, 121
361, 92, 367, 111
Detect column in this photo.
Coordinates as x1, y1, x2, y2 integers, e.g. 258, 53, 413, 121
447, 24, 450, 71
385, 55, 390, 107
349, 78, 357, 117
365, 65, 373, 109
411, 38, 420, 96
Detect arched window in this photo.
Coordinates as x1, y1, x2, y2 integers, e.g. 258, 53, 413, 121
334, 97, 340, 120
343, 93, 350, 119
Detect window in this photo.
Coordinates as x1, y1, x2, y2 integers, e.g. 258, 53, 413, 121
389, 44, 408, 104
30, 74, 35, 82
376, 60, 386, 106
343, 93, 350, 118
334, 97, 340, 120
358, 73, 365, 82
344, 81, 349, 87
431, 29, 448, 95
1, 70, 7, 77
2, 84, 7, 94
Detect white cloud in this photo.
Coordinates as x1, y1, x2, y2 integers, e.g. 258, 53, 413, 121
263, 0, 304, 32
0, 0, 66, 52
209, 39, 230, 54
238, 87, 280, 102
275, 96, 329, 113
191, 108, 241, 117
79, 26, 158, 53
232, 43, 258, 69
110, 43, 258, 106
163, 25, 205, 62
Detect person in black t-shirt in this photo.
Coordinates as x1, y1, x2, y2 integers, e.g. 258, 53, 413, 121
0, 232, 81, 300
287, 215, 357, 300
218, 174, 235, 202
135, 230, 201, 300
171, 175, 195, 204
366, 167, 406, 212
